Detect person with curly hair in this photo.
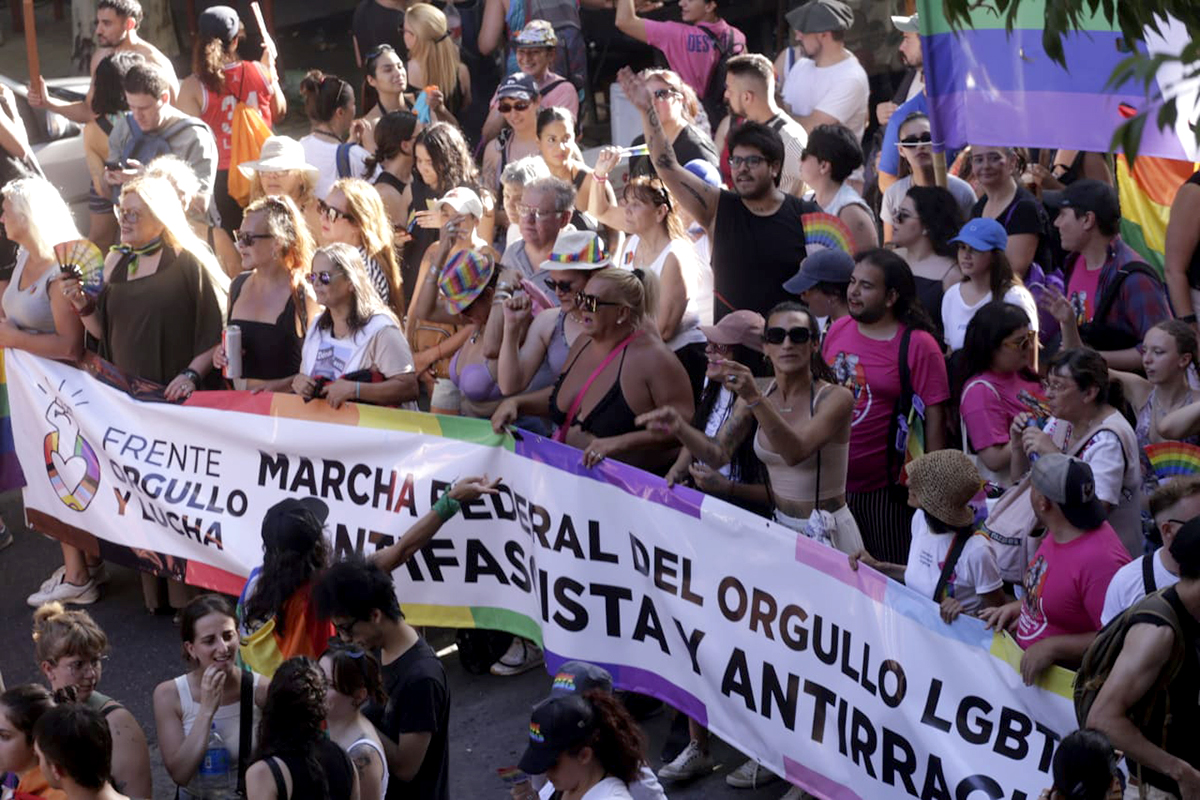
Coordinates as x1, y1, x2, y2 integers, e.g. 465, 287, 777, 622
245, 657, 359, 800
517, 690, 650, 799
237, 499, 335, 671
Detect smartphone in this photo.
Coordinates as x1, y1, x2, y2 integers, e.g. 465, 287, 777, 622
104, 158, 129, 171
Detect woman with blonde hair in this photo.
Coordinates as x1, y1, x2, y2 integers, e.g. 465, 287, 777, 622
292, 243, 419, 409
62, 175, 228, 401
212, 195, 320, 390
403, 2, 471, 123
319, 177, 404, 316
240, 135, 323, 243
625, 68, 717, 180
32, 603, 152, 798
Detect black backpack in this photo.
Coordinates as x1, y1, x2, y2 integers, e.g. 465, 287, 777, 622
698, 26, 741, 130
1077, 260, 1162, 352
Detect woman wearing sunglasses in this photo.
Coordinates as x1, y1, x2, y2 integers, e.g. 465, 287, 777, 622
942, 217, 1039, 354
891, 185, 964, 340
624, 69, 718, 181
292, 243, 419, 409
154, 595, 268, 799
319, 644, 389, 800
957, 302, 1044, 488
357, 44, 410, 155
210, 196, 319, 391
493, 268, 694, 473
880, 112, 977, 243
639, 302, 862, 552
319, 177, 404, 318
32, 603, 152, 798
482, 74, 542, 223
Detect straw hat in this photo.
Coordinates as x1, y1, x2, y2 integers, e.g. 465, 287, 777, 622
237, 136, 320, 181
905, 450, 981, 528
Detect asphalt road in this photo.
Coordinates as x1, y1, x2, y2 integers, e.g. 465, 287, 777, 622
0, 489, 788, 800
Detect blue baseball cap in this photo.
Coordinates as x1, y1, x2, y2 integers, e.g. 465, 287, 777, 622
683, 158, 721, 188
784, 248, 854, 295
950, 217, 1008, 251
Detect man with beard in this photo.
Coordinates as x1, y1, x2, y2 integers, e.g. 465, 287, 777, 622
821, 248, 948, 563
723, 54, 808, 198
779, 0, 869, 139
30, 0, 178, 123
878, 13, 933, 195
618, 66, 818, 322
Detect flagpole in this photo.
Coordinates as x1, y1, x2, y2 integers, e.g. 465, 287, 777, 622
22, 0, 39, 92
932, 150, 948, 189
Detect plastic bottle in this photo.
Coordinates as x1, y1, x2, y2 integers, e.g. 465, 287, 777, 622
191, 723, 233, 799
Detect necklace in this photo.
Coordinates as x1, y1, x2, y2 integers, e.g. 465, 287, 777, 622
312, 128, 341, 141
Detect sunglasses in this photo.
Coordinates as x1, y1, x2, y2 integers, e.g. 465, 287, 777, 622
728, 155, 766, 169
498, 99, 532, 113
764, 326, 812, 345
576, 292, 624, 314
235, 232, 272, 248
544, 277, 576, 293
318, 199, 356, 225
897, 133, 934, 147
306, 270, 341, 285
652, 88, 678, 101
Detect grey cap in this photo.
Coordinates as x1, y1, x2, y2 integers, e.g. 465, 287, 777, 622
1031, 454, 1107, 531
783, 248, 854, 295
786, 0, 854, 33
891, 13, 919, 33
549, 661, 613, 695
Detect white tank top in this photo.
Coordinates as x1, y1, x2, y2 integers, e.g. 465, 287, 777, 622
620, 235, 712, 350
348, 735, 390, 799
174, 671, 262, 775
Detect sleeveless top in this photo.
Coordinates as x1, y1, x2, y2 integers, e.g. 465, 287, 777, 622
84, 689, 120, 715
174, 672, 263, 781
528, 310, 571, 392
1, 249, 57, 333
619, 235, 711, 350
569, 171, 598, 233
228, 272, 304, 380
549, 340, 639, 439
402, 176, 440, 293
808, 182, 873, 220
752, 383, 848, 504
1136, 387, 1200, 499
450, 348, 503, 402
200, 62, 275, 169
348, 736, 389, 800
374, 170, 406, 196
265, 739, 355, 800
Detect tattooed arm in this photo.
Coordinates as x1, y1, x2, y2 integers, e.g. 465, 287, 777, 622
349, 741, 386, 800
617, 66, 720, 233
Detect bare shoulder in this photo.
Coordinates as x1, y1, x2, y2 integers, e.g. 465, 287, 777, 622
152, 678, 181, 708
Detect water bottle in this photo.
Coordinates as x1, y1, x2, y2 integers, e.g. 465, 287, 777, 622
191, 723, 233, 799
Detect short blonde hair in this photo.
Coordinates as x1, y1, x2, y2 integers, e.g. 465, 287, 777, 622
32, 602, 109, 665
588, 267, 659, 329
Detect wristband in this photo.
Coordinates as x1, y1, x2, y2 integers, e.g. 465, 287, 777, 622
355, 382, 361, 400
1181, 314, 1198, 324
432, 493, 461, 522
594, 173, 608, 183
181, 368, 202, 385
744, 397, 763, 409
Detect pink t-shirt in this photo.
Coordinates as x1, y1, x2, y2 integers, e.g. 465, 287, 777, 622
822, 318, 950, 493
489, 70, 579, 120
960, 370, 1046, 452
642, 19, 747, 97
1066, 260, 1104, 326
1015, 522, 1130, 649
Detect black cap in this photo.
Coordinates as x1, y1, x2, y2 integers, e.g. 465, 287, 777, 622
198, 6, 240, 45
517, 694, 595, 775
497, 72, 539, 101
1044, 179, 1121, 228
1169, 517, 1200, 575
261, 497, 329, 553
785, 0, 854, 33
1031, 454, 1108, 531
549, 661, 613, 696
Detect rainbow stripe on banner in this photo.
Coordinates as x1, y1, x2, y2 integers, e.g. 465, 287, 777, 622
1116, 155, 1197, 273
916, 2, 1197, 159
0, 351, 27, 493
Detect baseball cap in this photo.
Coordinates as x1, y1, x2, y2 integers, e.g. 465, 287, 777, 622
261, 497, 329, 553
786, 0, 854, 33
1169, 516, 1200, 576
496, 73, 539, 101
1031, 454, 1108, 531
1044, 179, 1121, 228
514, 19, 557, 48
517, 694, 595, 775
698, 310, 765, 352
683, 158, 722, 188
891, 13, 919, 33
198, 5, 240, 45
540, 230, 612, 272
783, 248, 854, 295
950, 217, 1008, 252
436, 187, 484, 219
550, 661, 613, 696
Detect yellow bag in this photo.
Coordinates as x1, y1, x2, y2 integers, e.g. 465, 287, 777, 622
238, 615, 284, 677
228, 101, 273, 207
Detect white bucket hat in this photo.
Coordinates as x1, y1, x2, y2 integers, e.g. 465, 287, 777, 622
237, 136, 320, 181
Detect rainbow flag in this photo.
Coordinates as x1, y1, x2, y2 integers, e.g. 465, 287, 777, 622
0, 351, 26, 493
916, 2, 1197, 160
1116, 155, 1197, 273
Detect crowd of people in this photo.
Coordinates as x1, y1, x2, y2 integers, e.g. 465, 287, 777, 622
2, 0, 1200, 798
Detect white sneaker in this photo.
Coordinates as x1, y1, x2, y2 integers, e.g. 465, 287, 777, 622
657, 740, 713, 783
38, 565, 66, 592
489, 637, 543, 676
778, 786, 815, 800
89, 562, 109, 585
726, 759, 779, 789
27, 575, 99, 607
39, 562, 107, 593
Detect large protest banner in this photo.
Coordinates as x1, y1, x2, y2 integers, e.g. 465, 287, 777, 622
7, 349, 1077, 799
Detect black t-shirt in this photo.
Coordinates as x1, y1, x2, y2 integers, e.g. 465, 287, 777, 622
365, 637, 450, 800
710, 190, 817, 320
1125, 586, 1200, 794
353, 0, 406, 62
970, 186, 1052, 272
629, 125, 719, 180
